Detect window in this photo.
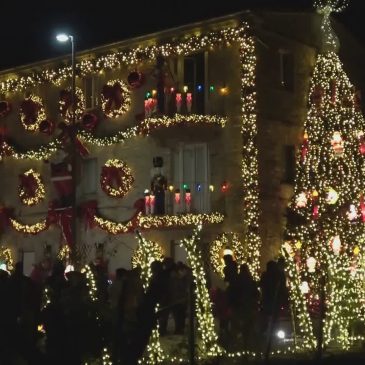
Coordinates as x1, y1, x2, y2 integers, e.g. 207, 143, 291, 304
172, 143, 210, 213
84, 76, 96, 108
82, 158, 97, 195
283, 145, 296, 184
279, 50, 294, 90
183, 52, 206, 114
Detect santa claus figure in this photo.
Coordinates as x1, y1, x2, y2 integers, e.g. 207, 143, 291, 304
50, 149, 73, 207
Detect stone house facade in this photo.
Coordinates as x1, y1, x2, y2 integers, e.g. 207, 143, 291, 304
0, 11, 364, 276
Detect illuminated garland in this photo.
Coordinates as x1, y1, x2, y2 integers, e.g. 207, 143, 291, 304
0, 139, 62, 161
93, 212, 224, 235
101, 79, 131, 118
81, 264, 98, 302
59, 87, 85, 124
18, 169, 46, 206
0, 26, 250, 95
79, 114, 227, 147
9, 217, 47, 234
138, 213, 224, 229
0, 246, 14, 271
94, 215, 136, 234
20, 94, 46, 131
238, 26, 261, 281
100, 159, 134, 198
180, 225, 221, 357
135, 233, 165, 364
210, 233, 244, 278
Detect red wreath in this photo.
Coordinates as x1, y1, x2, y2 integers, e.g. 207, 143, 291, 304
20, 95, 47, 131
100, 159, 134, 198
0, 101, 11, 118
18, 169, 45, 206
101, 80, 131, 118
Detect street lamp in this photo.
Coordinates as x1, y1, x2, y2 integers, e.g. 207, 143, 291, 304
56, 33, 77, 260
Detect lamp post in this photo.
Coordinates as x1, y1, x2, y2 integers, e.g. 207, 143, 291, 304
56, 33, 77, 261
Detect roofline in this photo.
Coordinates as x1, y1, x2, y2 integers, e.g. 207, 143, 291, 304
0, 10, 251, 76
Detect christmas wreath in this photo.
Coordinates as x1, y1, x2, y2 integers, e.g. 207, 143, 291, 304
20, 94, 47, 131
100, 159, 134, 198
19, 169, 46, 206
101, 80, 131, 118
59, 87, 85, 124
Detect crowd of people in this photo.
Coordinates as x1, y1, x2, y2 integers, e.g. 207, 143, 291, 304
0, 255, 289, 365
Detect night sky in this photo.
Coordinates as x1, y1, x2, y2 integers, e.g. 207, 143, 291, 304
0, 0, 364, 71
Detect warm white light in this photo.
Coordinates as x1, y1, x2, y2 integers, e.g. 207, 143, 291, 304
277, 330, 285, 339
56, 34, 70, 42
223, 248, 233, 256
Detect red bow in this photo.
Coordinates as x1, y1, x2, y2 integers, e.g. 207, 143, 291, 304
102, 83, 124, 115
19, 173, 37, 198
20, 98, 41, 126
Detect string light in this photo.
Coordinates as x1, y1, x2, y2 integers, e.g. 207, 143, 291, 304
284, 50, 365, 350
93, 212, 223, 234
9, 218, 47, 234
81, 264, 98, 302
180, 225, 222, 357
0, 246, 14, 271
135, 233, 165, 363
19, 94, 46, 132
131, 241, 163, 272
78, 114, 226, 147
18, 169, 46, 206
